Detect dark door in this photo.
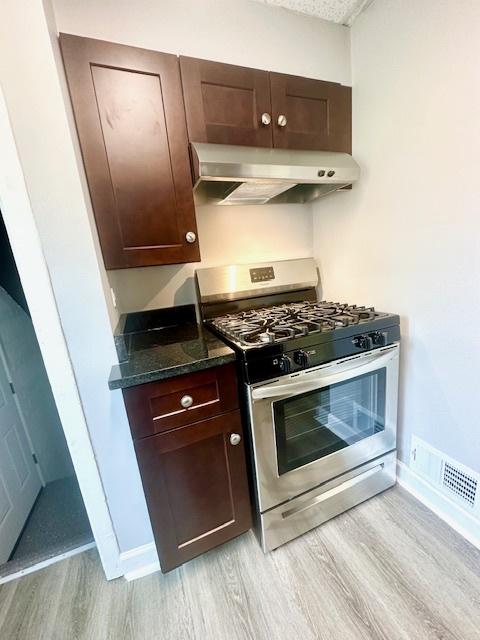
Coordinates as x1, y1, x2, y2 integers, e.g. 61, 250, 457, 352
270, 73, 352, 152
60, 34, 200, 269
134, 410, 251, 572
180, 57, 273, 147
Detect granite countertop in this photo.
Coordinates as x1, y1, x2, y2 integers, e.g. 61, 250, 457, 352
108, 305, 236, 390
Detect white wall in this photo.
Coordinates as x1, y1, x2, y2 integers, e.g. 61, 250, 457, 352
53, 0, 350, 313
0, 288, 73, 483
313, 0, 480, 471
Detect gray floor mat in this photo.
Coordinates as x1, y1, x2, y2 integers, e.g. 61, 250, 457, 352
0, 475, 94, 578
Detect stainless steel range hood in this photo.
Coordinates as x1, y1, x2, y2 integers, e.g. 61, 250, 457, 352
190, 142, 360, 206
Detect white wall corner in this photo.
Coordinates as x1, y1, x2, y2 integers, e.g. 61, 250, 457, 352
396, 460, 480, 551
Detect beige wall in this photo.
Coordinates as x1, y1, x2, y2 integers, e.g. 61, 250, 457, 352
313, 0, 480, 471
52, 0, 351, 314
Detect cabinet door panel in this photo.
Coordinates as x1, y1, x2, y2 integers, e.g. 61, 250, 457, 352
180, 57, 273, 147
270, 73, 352, 152
60, 34, 200, 269
134, 410, 251, 572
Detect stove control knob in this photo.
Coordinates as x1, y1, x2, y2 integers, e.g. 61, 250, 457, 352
370, 331, 386, 346
353, 335, 372, 349
293, 350, 309, 367
279, 355, 293, 373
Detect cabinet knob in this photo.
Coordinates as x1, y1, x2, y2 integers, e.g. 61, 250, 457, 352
261, 112, 272, 126
180, 395, 193, 408
185, 231, 196, 244
277, 114, 287, 127
230, 433, 241, 446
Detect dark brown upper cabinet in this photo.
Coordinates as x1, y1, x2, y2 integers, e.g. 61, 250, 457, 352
270, 73, 352, 152
180, 57, 273, 147
60, 34, 200, 269
180, 57, 351, 153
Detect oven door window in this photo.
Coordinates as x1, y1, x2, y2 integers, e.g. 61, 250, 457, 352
273, 368, 387, 475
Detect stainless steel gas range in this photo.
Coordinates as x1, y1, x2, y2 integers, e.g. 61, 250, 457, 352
196, 258, 400, 552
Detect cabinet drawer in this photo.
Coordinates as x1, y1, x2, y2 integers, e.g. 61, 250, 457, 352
123, 363, 239, 439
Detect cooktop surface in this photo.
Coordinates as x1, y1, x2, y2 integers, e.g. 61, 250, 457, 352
208, 301, 387, 347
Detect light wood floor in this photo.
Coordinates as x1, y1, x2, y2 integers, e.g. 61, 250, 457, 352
1, 486, 479, 640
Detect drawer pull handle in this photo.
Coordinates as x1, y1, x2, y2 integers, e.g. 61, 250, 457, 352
230, 433, 241, 446
277, 114, 287, 127
180, 395, 193, 408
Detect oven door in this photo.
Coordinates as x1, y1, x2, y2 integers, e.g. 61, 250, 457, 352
247, 344, 399, 512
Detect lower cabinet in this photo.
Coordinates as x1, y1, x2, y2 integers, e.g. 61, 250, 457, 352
124, 367, 252, 572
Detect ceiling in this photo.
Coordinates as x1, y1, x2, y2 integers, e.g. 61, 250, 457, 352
251, 0, 373, 26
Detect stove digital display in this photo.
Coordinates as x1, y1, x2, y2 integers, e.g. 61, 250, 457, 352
250, 266, 275, 283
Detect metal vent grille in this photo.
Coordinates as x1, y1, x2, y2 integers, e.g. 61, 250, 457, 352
410, 435, 480, 517
442, 462, 477, 507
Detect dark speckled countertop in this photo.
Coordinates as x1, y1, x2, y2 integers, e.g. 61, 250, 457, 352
108, 305, 236, 390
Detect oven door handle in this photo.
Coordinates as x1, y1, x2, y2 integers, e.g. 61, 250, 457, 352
251, 347, 397, 400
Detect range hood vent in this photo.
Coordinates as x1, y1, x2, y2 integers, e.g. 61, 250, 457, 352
190, 142, 360, 206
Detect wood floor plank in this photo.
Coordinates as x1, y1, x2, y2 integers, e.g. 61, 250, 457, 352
278, 524, 397, 640
360, 490, 480, 612
319, 512, 460, 639
0, 558, 69, 639
184, 533, 316, 640
320, 490, 480, 639
131, 565, 197, 640
1, 486, 479, 640
0, 577, 17, 630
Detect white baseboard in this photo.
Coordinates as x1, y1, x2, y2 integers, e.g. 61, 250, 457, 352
397, 460, 480, 550
119, 541, 160, 581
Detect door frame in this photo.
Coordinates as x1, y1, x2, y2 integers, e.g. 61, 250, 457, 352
0, 87, 122, 580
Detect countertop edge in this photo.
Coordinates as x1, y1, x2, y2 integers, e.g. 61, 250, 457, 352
108, 351, 237, 391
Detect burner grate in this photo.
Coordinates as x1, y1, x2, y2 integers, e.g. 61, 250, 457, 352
210, 301, 378, 346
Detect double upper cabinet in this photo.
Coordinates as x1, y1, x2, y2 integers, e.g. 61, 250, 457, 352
60, 35, 351, 270
180, 57, 352, 153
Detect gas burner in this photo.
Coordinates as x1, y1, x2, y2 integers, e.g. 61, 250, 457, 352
209, 301, 379, 347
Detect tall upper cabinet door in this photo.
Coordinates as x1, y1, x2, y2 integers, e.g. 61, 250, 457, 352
60, 34, 200, 269
270, 73, 352, 153
180, 57, 273, 147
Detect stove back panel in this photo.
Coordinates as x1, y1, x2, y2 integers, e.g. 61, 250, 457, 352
199, 287, 317, 320
196, 257, 319, 319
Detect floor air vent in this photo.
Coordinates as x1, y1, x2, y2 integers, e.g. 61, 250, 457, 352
410, 436, 479, 517
442, 462, 477, 507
